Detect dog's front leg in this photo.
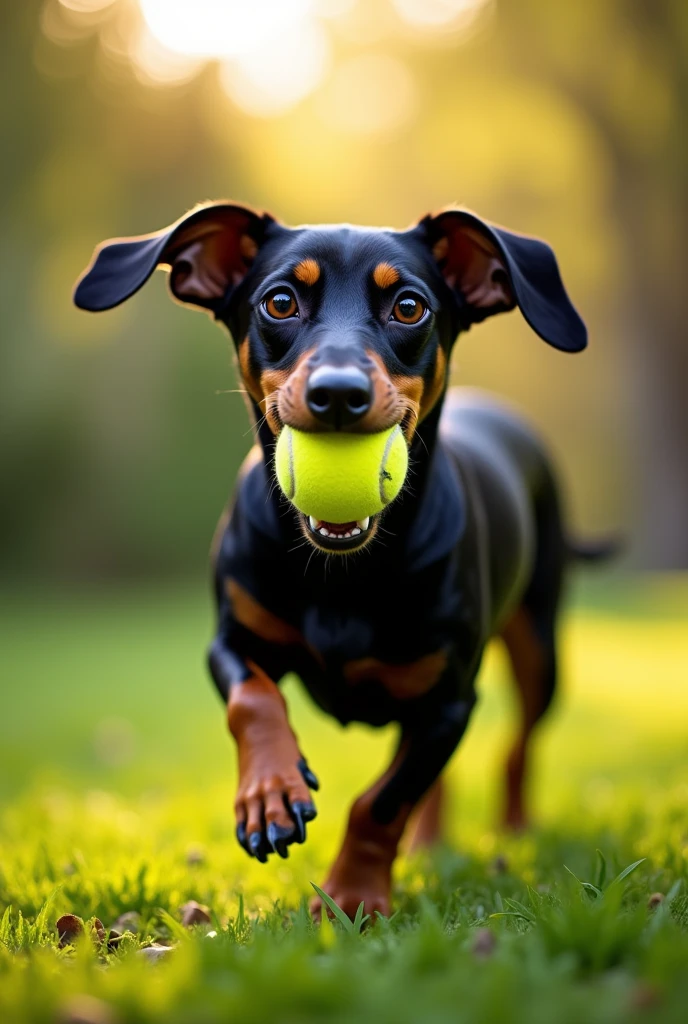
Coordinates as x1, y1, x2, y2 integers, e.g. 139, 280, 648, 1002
311, 696, 475, 921
210, 640, 318, 861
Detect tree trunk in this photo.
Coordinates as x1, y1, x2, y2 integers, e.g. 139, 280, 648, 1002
505, 0, 688, 566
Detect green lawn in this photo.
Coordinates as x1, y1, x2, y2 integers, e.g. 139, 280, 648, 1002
1, 577, 687, 1023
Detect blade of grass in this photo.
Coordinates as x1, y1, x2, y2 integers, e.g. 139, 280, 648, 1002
608, 858, 646, 889
156, 908, 189, 942
595, 849, 607, 890
310, 883, 354, 934
504, 898, 536, 923
352, 901, 369, 934
563, 864, 602, 899
490, 911, 533, 923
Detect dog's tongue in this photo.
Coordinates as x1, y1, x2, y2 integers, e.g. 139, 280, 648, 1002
320, 520, 356, 534
308, 516, 371, 539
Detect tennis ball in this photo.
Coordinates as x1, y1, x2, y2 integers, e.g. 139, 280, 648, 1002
275, 424, 408, 523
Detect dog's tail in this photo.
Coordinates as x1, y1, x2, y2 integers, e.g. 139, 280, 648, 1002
566, 535, 624, 565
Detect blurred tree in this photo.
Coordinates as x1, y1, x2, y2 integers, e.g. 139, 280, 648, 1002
1, 0, 685, 578
500, 0, 688, 566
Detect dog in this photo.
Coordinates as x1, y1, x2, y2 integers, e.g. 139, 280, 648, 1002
74, 202, 599, 920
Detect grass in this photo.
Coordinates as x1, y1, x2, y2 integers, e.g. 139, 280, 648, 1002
0, 576, 687, 1023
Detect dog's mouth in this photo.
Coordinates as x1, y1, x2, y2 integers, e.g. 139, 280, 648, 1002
300, 513, 378, 553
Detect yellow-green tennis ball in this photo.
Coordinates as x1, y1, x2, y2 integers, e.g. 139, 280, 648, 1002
275, 425, 408, 523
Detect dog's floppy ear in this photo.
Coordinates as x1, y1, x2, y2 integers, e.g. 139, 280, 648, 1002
420, 208, 586, 352
74, 202, 275, 313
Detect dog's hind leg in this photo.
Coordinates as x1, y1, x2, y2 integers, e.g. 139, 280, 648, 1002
499, 473, 565, 831
406, 777, 445, 852
311, 693, 475, 920
499, 607, 557, 829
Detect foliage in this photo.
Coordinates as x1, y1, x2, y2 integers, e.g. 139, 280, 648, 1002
1, 795, 688, 1023
3, 1, 688, 575
1, 578, 687, 1020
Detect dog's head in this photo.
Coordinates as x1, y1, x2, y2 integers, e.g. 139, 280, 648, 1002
74, 202, 585, 553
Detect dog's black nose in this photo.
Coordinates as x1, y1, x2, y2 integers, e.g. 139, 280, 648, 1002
306, 365, 373, 428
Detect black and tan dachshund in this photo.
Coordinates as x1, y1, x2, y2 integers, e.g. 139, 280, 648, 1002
74, 202, 600, 919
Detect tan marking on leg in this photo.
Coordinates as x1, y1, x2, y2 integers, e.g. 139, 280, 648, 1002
294, 258, 320, 286
499, 606, 548, 831
226, 579, 303, 645
343, 650, 447, 701
407, 777, 445, 852
373, 262, 400, 289
311, 742, 413, 921
229, 661, 313, 837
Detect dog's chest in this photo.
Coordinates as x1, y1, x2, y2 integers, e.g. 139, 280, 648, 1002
299, 589, 453, 703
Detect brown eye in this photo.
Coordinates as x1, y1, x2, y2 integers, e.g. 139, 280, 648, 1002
265, 291, 298, 319
392, 295, 425, 324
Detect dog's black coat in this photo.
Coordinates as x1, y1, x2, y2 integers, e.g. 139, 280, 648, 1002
75, 205, 585, 848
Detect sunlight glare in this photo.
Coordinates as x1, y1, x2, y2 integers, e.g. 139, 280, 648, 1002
391, 0, 488, 30
138, 0, 315, 59
317, 53, 417, 136
130, 23, 205, 86
219, 18, 330, 116
58, 0, 117, 11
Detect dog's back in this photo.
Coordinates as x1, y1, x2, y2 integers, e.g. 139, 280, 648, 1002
440, 387, 565, 633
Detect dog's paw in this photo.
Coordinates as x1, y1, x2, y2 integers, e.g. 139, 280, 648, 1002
234, 758, 318, 862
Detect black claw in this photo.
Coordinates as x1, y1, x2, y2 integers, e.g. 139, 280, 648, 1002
290, 803, 306, 843
249, 831, 267, 863
301, 802, 317, 822
236, 822, 250, 856
297, 758, 320, 791
267, 822, 292, 859
291, 801, 317, 843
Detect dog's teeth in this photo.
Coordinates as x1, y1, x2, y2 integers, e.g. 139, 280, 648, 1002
319, 528, 330, 537
351, 527, 361, 536
309, 516, 318, 531
343, 531, 352, 538
357, 517, 370, 531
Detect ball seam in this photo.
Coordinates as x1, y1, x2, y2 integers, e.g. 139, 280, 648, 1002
286, 429, 295, 500
379, 425, 401, 505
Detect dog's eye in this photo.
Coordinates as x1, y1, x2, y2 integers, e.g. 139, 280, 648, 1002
391, 294, 426, 325
265, 290, 299, 320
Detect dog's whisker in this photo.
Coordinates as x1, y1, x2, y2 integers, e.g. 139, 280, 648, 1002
304, 546, 317, 576
288, 539, 310, 555
414, 431, 429, 457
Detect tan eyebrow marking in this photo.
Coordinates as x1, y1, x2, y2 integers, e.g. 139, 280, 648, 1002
293, 258, 320, 286
373, 262, 400, 289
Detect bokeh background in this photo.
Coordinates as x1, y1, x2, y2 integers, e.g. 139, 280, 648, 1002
1, 1, 686, 855
3, 0, 688, 582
